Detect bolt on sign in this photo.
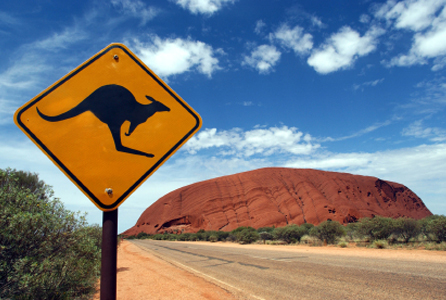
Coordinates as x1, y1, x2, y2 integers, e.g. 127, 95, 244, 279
14, 43, 202, 211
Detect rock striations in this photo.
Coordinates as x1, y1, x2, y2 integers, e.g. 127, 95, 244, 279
123, 168, 432, 236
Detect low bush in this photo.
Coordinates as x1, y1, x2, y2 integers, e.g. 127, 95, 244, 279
0, 168, 101, 300
426, 215, 446, 243
231, 227, 259, 244
310, 220, 345, 244
338, 241, 348, 248
424, 242, 446, 251
258, 231, 274, 244
370, 240, 388, 249
393, 217, 420, 243
357, 216, 394, 241
273, 224, 307, 244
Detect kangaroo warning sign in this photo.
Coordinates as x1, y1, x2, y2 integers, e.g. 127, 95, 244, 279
14, 43, 202, 211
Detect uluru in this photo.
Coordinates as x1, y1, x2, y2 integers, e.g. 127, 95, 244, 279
123, 168, 432, 236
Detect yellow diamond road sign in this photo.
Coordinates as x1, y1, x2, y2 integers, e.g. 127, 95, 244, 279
14, 43, 202, 211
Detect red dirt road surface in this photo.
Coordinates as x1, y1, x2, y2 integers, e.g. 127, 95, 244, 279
93, 240, 237, 300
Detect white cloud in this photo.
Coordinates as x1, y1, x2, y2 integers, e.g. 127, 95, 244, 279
320, 119, 393, 142
255, 20, 266, 34
282, 143, 446, 214
353, 78, 385, 90
310, 16, 325, 28
360, 14, 371, 23
0, 11, 21, 26
131, 35, 221, 78
242, 44, 281, 74
376, 0, 446, 69
307, 26, 384, 74
111, 0, 159, 25
174, 0, 236, 15
402, 120, 446, 141
183, 126, 319, 157
34, 27, 87, 51
271, 24, 313, 55
375, 0, 446, 31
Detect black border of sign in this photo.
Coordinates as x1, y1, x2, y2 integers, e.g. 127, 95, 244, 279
15, 44, 201, 210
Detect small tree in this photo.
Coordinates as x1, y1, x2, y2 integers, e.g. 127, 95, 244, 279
273, 224, 307, 244
357, 216, 393, 241
393, 217, 420, 243
426, 215, 446, 243
230, 227, 259, 244
310, 220, 345, 244
345, 222, 359, 241
258, 231, 274, 244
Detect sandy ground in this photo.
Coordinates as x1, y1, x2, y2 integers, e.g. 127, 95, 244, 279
93, 240, 446, 300
93, 240, 237, 300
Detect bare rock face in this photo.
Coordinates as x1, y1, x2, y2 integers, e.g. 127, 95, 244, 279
123, 168, 432, 236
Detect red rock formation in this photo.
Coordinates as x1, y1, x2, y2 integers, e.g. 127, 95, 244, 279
123, 168, 432, 236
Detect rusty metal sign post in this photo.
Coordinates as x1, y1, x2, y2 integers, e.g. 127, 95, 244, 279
14, 43, 202, 300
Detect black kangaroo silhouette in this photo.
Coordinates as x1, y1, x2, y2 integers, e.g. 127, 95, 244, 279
36, 84, 170, 157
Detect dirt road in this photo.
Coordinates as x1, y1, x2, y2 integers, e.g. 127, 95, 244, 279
95, 240, 446, 299
93, 240, 237, 300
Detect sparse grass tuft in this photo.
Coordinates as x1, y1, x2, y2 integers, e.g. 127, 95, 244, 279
424, 242, 446, 251
338, 241, 348, 248
370, 240, 388, 249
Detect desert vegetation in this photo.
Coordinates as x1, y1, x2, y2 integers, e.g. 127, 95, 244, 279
125, 215, 446, 250
0, 168, 102, 300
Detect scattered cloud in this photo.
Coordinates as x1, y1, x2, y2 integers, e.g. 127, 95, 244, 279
307, 26, 385, 74
130, 35, 221, 78
270, 24, 313, 55
353, 78, 385, 90
360, 14, 371, 24
34, 27, 87, 51
320, 119, 394, 142
111, 0, 159, 25
310, 16, 325, 28
376, 0, 446, 70
0, 11, 21, 26
402, 119, 446, 141
255, 20, 266, 34
174, 0, 236, 15
183, 126, 319, 157
375, 0, 445, 31
284, 143, 446, 190
242, 44, 281, 74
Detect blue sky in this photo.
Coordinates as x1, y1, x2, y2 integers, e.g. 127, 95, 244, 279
1, 0, 446, 232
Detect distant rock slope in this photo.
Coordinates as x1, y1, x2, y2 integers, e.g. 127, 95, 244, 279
123, 168, 432, 236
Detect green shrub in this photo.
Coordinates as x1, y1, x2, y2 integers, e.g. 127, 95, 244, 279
273, 224, 307, 244
257, 226, 275, 233
310, 220, 345, 244
230, 227, 259, 244
300, 235, 323, 246
424, 242, 446, 251
357, 216, 394, 241
136, 232, 151, 239
195, 229, 206, 241
0, 168, 101, 300
338, 241, 348, 248
152, 234, 164, 240
258, 231, 274, 244
393, 217, 420, 243
424, 215, 446, 243
345, 222, 359, 241
208, 235, 218, 242
370, 240, 388, 249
